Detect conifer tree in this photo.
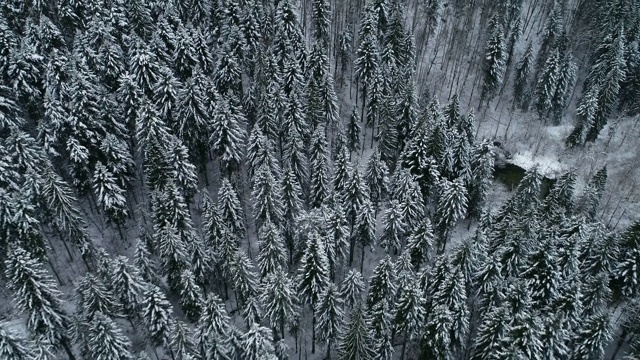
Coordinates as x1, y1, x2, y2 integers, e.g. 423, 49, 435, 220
257, 221, 288, 278
229, 251, 260, 307
312, 0, 331, 48
170, 320, 196, 360
570, 310, 612, 360
261, 268, 299, 340
0, 321, 36, 360
5, 246, 75, 359
210, 93, 247, 174
242, 323, 278, 360
339, 304, 375, 360
340, 269, 366, 308
141, 284, 174, 349
309, 126, 331, 208
85, 313, 133, 360
365, 147, 389, 212
324, 199, 350, 276
217, 178, 245, 239
196, 294, 232, 359
393, 277, 425, 359
297, 230, 330, 353
92, 161, 128, 225
354, 198, 377, 271
109, 256, 146, 315
179, 269, 204, 323
480, 17, 507, 107
405, 217, 435, 271
435, 177, 468, 252
252, 161, 285, 229
315, 283, 344, 359
333, 144, 352, 197
380, 200, 405, 254
75, 273, 121, 321
347, 108, 361, 154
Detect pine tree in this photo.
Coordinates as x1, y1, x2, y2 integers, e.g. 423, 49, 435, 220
252, 161, 284, 229
75, 273, 121, 321
577, 166, 607, 219
365, 147, 389, 212
210, 93, 247, 174
570, 310, 612, 360
513, 42, 533, 109
471, 305, 511, 360
92, 161, 128, 225
261, 268, 299, 340
435, 177, 468, 252
333, 144, 352, 197
170, 320, 196, 360
0, 321, 36, 360
154, 225, 188, 293
134, 237, 160, 285
340, 269, 366, 308
480, 17, 507, 107
217, 178, 245, 239
612, 221, 640, 299
297, 229, 330, 353
109, 256, 146, 315
354, 198, 377, 271
339, 304, 375, 360
242, 323, 278, 360
324, 199, 349, 276
405, 217, 435, 271
179, 269, 204, 323
85, 313, 133, 360
141, 284, 174, 349
367, 257, 397, 310
380, 200, 405, 254
229, 251, 260, 307
309, 126, 331, 208
347, 108, 361, 154
311, 0, 331, 48
393, 277, 425, 359
4, 246, 75, 359
315, 283, 344, 359
257, 221, 288, 278
196, 294, 232, 359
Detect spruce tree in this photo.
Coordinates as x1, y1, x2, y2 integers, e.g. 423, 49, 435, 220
380, 200, 405, 254
85, 313, 133, 360
196, 294, 232, 359
0, 321, 36, 360
179, 269, 204, 323
241, 323, 278, 360
480, 17, 507, 107
435, 177, 468, 252
75, 273, 121, 321
5, 246, 75, 359
257, 221, 288, 278
109, 256, 146, 315
339, 304, 375, 360
297, 230, 330, 353
140, 284, 174, 349
315, 283, 344, 360
252, 161, 285, 229
340, 269, 366, 308
260, 268, 299, 340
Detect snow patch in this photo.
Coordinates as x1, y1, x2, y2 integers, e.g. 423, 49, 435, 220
510, 150, 566, 179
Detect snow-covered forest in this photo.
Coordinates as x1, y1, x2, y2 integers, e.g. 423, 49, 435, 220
1, 0, 640, 358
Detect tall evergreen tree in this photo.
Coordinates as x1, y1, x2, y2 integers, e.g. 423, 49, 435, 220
339, 304, 375, 360
5, 246, 75, 359
480, 17, 507, 107
315, 283, 344, 360
261, 268, 299, 340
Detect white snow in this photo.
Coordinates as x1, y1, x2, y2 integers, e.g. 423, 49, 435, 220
510, 150, 566, 179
